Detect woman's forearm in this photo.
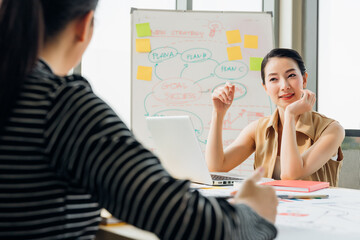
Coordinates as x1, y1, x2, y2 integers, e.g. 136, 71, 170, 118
280, 112, 304, 179
205, 111, 226, 171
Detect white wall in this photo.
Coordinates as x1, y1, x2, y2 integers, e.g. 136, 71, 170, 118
318, 0, 360, 129
278, 0, 293, 48
278, 0, 302, 52
82, 0, 175, 127
192, 0, 262, 11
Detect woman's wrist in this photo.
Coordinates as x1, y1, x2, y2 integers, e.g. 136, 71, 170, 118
284, 109, 297, 124
212, 110, 226, 121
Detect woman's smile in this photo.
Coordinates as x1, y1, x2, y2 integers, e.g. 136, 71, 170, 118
279, 93, 295, 100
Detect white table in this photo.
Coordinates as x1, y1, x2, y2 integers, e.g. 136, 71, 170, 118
100, 187, 360, 240
275, 187, 360, 240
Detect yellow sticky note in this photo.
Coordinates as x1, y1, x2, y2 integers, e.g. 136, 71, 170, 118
136, 39, 151, 52
226, 30, 241, 44
244, 35, 258, 49
137, 66, 152, 81
250, 57, 263, 71
227, 46, 242, 61
136, 23, 151, 37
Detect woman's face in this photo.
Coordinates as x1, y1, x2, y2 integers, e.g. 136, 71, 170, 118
262, 57, 307, 109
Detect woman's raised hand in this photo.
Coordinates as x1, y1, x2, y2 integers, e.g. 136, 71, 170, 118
212, 82, 235, 115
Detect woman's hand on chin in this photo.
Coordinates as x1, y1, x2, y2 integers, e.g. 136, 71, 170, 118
285, 89, 316, 117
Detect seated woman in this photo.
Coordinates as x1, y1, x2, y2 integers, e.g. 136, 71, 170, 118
206, 48, 345, 186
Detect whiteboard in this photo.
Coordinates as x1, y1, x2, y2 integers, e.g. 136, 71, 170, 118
131, 9, 274, 176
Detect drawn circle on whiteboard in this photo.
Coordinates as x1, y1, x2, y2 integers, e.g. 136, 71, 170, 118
152, 78, 202, 104
148, 47, 178, 63
181, 48, 212, 63
214, 61, 249, 80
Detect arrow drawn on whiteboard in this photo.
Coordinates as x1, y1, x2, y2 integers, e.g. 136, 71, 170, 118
207, 58, 220, 65
180, 64, 189, 78
196, 135, 207, 144
143, 92, 154, 116
154, 64, 163, 81
194, 73, 215, 84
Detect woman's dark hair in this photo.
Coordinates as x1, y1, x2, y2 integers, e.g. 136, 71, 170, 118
0, 0, 98, 130
40, 0, 98, 42
260, 48, 306, 85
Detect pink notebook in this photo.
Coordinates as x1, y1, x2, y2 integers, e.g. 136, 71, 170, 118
261, 180, 330, 192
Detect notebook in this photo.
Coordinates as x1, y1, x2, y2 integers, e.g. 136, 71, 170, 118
261, 180, 330, 192
146, 115, 244, 186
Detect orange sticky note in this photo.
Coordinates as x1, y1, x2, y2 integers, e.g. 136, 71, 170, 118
137, 66, 152, 81
136, 39, 151, 52
226, 30, 241, 44
244, 35, 258, 49
227, 46, 242, 61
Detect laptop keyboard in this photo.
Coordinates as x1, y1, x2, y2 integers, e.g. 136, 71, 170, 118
211, 174, 243, 180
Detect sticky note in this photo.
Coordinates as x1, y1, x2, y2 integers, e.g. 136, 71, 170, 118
136, 23, 151, 37
137, 66, 152, 81
136, 39, 151, 52
226, 30, 241, 44
250, 57, 263, 71
244, 35, 258, 49
227, 46, 242, 61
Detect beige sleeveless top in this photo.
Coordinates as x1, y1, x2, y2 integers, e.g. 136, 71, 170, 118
254, 109, 343, 187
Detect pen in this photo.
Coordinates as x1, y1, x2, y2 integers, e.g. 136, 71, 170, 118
277, 194, 329, 199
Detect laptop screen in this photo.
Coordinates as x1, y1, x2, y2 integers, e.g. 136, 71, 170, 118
146, 116, 213, 185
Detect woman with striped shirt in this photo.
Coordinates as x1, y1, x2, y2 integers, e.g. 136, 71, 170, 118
0, 0, 278, 239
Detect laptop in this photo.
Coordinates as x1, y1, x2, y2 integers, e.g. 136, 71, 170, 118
146, 115, 244, 186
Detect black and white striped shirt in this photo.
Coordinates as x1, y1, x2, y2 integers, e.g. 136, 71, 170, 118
0, 60, 277, 239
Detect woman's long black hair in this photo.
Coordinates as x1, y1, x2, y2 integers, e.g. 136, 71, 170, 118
0, 0, 43, 130
0, 0, 98, 131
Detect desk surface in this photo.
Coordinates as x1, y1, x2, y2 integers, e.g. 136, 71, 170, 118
275, 187, 360, 239
101, 187, 360, 240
